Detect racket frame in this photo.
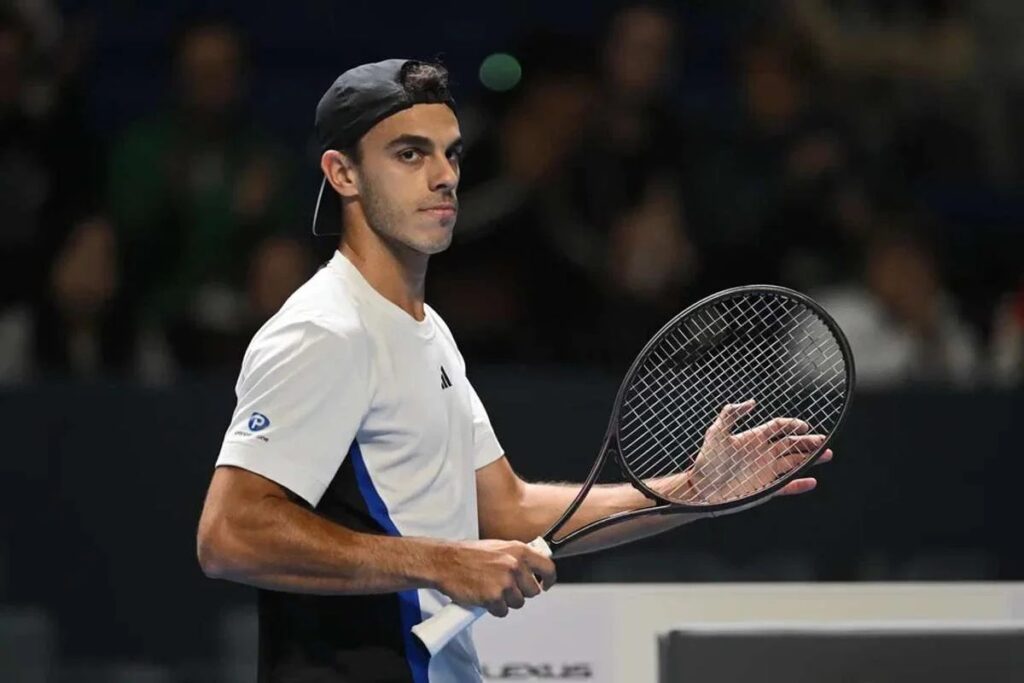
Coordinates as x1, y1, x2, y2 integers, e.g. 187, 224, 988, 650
542, 284, 856, 556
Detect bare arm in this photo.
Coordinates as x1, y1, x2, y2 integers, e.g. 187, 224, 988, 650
197, 465, 555, 616
197, 465, 445, 594
476, 457, 653, 543
476, 449, 829, 550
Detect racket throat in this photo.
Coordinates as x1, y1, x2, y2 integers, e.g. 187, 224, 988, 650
545, 444, 620, 546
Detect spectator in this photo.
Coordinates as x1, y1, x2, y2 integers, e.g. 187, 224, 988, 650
107, 18, 295, 373
429, 33, 598, 361
787, 0, 976, 84
0, 12, 38, 383
34, 218, 134, 378
691, 20, 870, 293
0, 6, 102, 383
816, 226, 980, 388
535, 3, 698, 362
142, 235, 315, 372
788, 0, 988, 188
246, 236, 312, 324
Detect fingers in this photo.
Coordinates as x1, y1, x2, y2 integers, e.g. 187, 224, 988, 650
490, 544, 556, 618
738, 417, 810, 443
759, 446, 834, 494
775, 477, 817, 496
451, 540, 560, 619
769, 434, 825, 460
731, 435, 818, 478
774, 443, 832, 469
502, 583, 526, 611
713, 443, 834, 503
763, 443, 833, 478
499, 543, 554, 615
766, 453, 814, 479
486, 599, 511, 618
708, 400, 756, 438
485, 563, 527, 617
513, 561, 543, 599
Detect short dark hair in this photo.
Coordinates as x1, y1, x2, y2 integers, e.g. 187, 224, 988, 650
341, 60, 451, 164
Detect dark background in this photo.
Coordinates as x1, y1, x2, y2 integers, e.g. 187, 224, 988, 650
0, 0, 1021, 680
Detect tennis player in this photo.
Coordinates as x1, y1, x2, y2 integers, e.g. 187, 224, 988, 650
196, 59, 830, 683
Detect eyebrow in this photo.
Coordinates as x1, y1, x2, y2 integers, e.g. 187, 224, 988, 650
385, 134, 463, 155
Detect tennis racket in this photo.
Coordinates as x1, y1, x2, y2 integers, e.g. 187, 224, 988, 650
412, 285, 855, 654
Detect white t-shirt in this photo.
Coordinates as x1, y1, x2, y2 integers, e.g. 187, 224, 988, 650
216, 250, 503, 683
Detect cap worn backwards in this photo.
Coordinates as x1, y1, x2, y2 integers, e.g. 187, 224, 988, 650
312, 59, 457, 236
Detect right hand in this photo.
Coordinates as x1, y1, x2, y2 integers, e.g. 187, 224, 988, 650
434, 540, 557, 618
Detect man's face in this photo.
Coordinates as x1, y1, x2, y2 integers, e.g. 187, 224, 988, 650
350, 103, 462, 255
178, 26, 242, 120
604, 7, 675, 98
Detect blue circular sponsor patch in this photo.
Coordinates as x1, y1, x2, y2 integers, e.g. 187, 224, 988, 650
248, 412, 270, 432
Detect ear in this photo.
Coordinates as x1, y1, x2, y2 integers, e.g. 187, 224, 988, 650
320, 150, 360, 199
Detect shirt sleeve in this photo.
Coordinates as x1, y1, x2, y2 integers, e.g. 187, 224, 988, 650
216, 319, 371, 506
467, 380, 504, 470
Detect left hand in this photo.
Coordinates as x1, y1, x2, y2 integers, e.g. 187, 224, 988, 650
682, 400, 833, 502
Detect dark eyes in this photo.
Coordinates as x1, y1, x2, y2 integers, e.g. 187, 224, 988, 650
396, 148, 462, 164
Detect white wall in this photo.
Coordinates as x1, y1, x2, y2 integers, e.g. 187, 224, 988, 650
472, 582, 1024, 682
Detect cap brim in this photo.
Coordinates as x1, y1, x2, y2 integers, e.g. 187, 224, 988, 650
312, 177, 342, 236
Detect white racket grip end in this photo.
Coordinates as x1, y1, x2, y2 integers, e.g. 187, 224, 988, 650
412, 537, 553, 655
412, 603, 487, 655
527, 536, 553, 558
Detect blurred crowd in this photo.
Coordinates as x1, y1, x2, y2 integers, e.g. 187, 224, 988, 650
0, 0, 1021, 388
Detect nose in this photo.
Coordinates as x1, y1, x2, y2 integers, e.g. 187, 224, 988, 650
429, 153, 459, 193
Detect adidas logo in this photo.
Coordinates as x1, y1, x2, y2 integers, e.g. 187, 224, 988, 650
440, 366, 452, 390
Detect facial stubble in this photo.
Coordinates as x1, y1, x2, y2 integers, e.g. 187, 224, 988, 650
358, 175, 453, 256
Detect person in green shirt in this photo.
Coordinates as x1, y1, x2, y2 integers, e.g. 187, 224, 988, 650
108, 19, 299, 370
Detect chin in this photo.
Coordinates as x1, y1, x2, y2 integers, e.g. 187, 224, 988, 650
419, 234, 453, 255
395, 233, 451, 256
410, 223, 455, 255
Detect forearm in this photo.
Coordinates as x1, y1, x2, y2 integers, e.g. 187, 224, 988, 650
199, 494, 446, 595
484, 480, 654, 542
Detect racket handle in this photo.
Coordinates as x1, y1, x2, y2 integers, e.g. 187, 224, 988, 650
412, 537, 552, 655
411, 603, 487, 656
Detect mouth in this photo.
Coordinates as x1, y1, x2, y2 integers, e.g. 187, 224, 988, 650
420, 204, 458, 220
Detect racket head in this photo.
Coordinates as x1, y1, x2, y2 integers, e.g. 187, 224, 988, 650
608, 285, 854, 512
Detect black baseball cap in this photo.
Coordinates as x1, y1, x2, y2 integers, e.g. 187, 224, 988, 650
311, 58, 457, 236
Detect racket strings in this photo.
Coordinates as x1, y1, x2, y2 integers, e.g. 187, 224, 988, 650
654, 317, 843, 501
628, 314, 811, 482
671, 368, 847, 502
616, 292, 848, 506
662, 323, 845, 500
632, 349, 822, 499
623, 301, 815, 463
620, 307, 805, 454
622, 322, 764, 475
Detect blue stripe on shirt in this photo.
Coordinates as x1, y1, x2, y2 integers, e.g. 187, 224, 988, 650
349, 440, 431, 683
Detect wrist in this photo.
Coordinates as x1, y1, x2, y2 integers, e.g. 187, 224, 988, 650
625, 481, 657, 509
416, 539, 457, 591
